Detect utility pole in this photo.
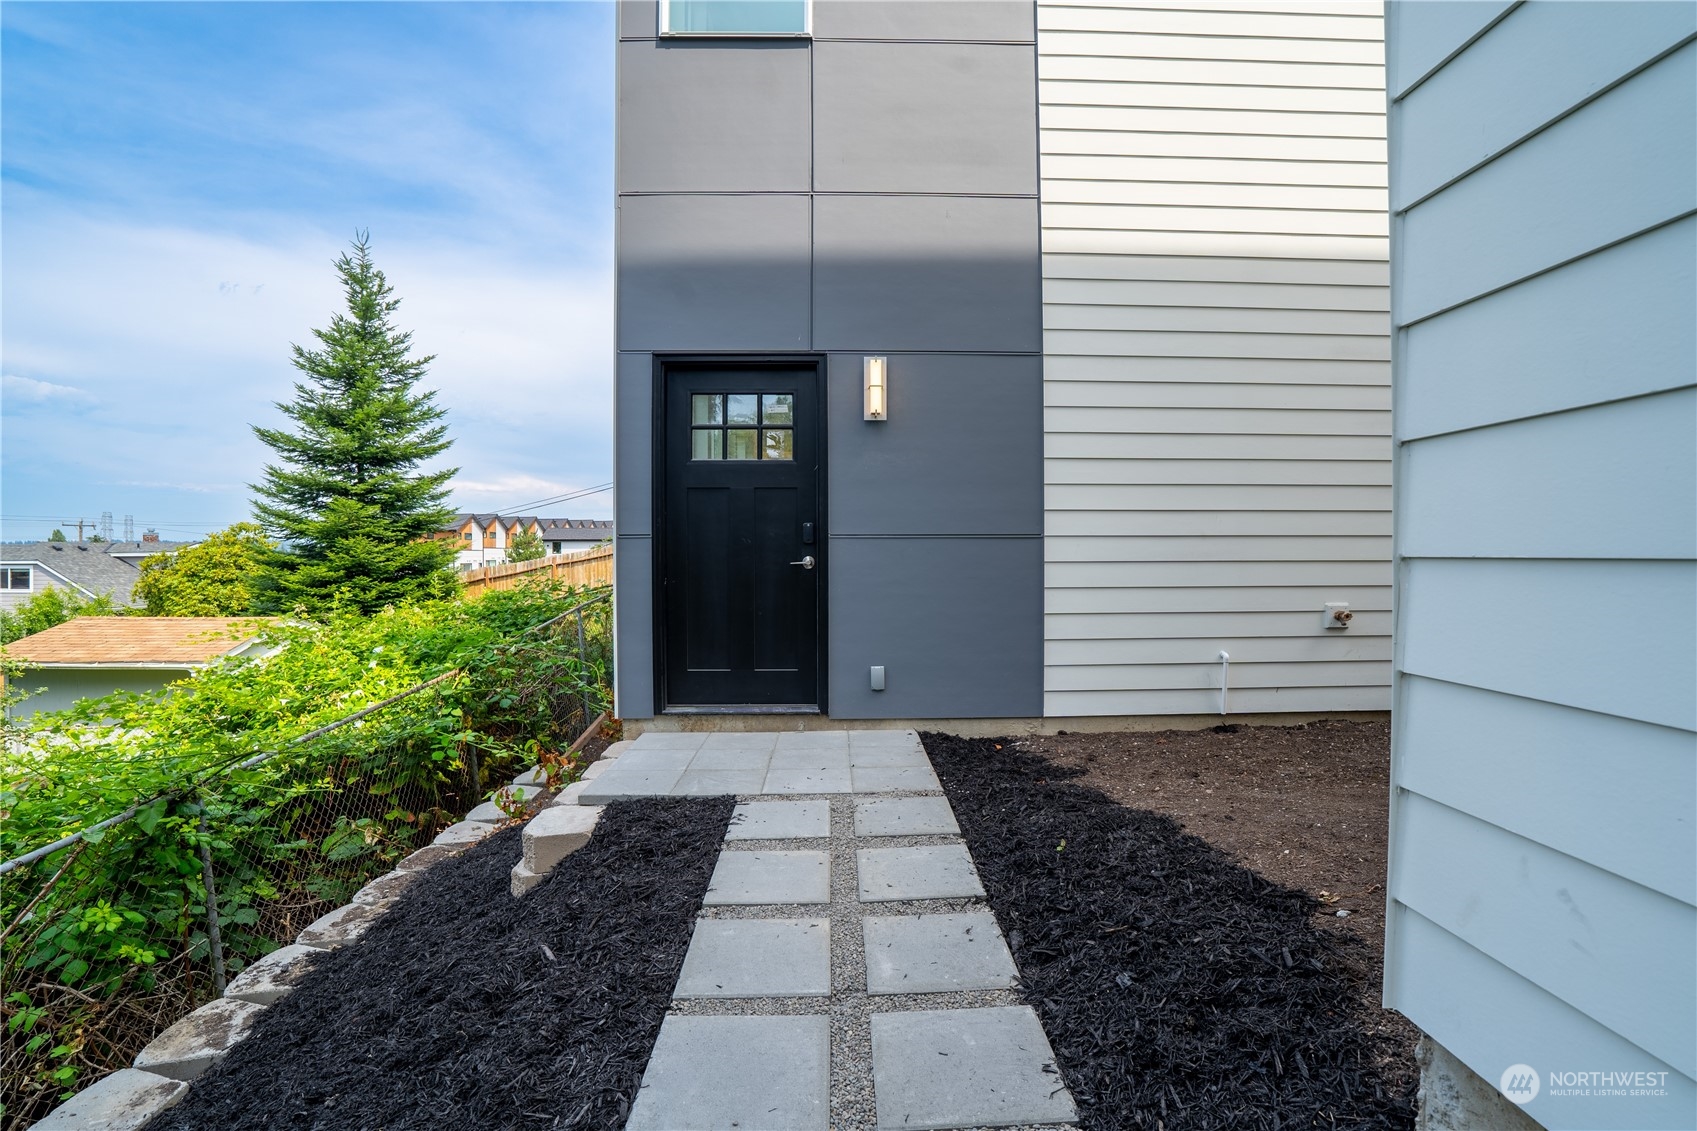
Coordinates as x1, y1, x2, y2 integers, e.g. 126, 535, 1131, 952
61, 518, 90, 542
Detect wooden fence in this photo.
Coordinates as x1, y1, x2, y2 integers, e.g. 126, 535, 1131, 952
459, 544, 613, 597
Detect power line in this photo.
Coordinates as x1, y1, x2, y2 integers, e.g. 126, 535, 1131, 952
476, 482, 613, 518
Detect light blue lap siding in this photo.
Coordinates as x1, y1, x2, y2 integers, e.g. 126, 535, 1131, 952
1388, 3, 1697, 1125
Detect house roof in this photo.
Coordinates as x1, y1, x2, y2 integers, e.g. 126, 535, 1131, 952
101, 541, 195, 559
0, 542, 155, 606
538, 521, 614, 538
439, 514, 614, 535
2, 617, 272, 668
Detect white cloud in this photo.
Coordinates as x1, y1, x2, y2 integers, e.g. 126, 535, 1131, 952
1, 207, 614, 525
2, 373, 98, 408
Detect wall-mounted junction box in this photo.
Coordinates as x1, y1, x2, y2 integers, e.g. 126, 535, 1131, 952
870, 665, 886, 691
1323, 603, 1353, 630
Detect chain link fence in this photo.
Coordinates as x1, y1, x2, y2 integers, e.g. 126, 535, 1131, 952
1, 590, 611, 1129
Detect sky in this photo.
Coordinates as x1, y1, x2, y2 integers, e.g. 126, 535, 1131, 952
1, 1, 615, 543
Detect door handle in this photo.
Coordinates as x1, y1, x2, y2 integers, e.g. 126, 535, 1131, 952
790, 555, 816, 570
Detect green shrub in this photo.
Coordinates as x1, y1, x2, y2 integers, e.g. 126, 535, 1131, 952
0, 580, 610, 1121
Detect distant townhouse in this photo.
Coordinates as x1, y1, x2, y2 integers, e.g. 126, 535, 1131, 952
435, 515, 614, 569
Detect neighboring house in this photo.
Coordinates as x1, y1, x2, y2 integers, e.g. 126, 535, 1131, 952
435, 514, 614, 569
2, 616, 272, 719
0, 540, 194, 611
1383, 4, 1695, 1131
612, 0, 1390, 721
537, 519, 614, 555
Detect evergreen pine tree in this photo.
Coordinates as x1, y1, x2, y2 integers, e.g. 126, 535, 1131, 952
251, 234, 460, 614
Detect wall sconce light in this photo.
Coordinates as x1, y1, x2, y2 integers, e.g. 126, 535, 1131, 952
863, 356, 888, 421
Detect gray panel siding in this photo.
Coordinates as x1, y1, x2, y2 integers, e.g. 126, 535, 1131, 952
1387, 3, 1697, 1126
826, 353, 1041, 537
612, 535, 654, 719
615, 2, 1042, 718
616, 194, 812, 351
812, 41, 1038, 194
617, 41, 812, 192
812, 196, 1042, 353
614, 352, 653, 537
812, 0, 1034, 43
826, 536, 1042, 719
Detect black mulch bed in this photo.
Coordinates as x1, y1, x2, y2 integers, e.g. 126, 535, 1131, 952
146, 797, 733, 1131
922, 732, 1416, 1131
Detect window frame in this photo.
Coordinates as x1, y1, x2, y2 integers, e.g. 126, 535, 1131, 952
659, 0, 812, 38
2, 566, 33, 591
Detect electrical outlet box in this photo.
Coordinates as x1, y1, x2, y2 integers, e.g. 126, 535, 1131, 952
870, 665, 886, 691
1323, 603, 1353, 630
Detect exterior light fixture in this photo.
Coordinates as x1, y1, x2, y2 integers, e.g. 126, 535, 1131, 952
863, 356, 888, 421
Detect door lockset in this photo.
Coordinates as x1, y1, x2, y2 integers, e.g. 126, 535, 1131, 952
790, 555, 817, 570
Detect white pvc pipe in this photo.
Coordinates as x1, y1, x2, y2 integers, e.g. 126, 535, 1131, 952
1218, 651, 1230, 715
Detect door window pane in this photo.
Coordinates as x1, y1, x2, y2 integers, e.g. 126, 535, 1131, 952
692, 429, 724, 460
726, 428, 760, 460
664, 0, 808, 36
692, 394, 723, 425
762, 394, 794, 426
726, 394, 759, 425
763, 429, 794, 460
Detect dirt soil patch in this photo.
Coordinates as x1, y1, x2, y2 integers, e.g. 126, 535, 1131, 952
925, 730, 1416, 1131
146, 797, 733, 1131
1018, 720, 1395, 954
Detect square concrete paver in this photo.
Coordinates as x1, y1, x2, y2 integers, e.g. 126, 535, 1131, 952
676, 917, 830, 998
855, 796, 959, 837
774, 730, 850, 752
699, 731, 778, 754
848, 730, 930, 767
674, 767, 768, 796
705, 850, 830, 904
627, 1014, 830, 1130
763, 765, 853, 794
577, 747, 694, 802
628, 732, 709, 751
870, 1007, 1077, 1130
852, 764, 942, 792
727, 800, 830, 841
863, 912, 1018, 994
857, 844, 984, 902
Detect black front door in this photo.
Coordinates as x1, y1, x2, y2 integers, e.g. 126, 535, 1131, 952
659, 362, 822, 708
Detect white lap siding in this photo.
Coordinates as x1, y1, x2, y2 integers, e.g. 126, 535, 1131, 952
1038, 0, 1392, 717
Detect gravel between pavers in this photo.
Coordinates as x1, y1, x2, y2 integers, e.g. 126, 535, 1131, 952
143, 798, 733, 1131
924, 732, 1417, 1131
680, 792, 1075, 1131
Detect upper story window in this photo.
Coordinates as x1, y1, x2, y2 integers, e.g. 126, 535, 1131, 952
661, 0, 809, 37
2, 566, 32, 590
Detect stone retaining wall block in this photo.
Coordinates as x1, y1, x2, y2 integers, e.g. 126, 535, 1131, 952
522, 804, 603, 873
132, 998, 266, 1082
30, 1068, 188, 1131
223, 943, 324, 1005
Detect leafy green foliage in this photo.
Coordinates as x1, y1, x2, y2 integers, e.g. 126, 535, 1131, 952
47, 530, 66, 543
0, 588, 120, 646
250, 232, 460, 615
1, 583, 610, 1118
506, 528, 545, 563
132, 523, 274, 616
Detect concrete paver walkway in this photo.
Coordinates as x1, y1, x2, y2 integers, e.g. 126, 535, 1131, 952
564, 729, 1077, 1131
